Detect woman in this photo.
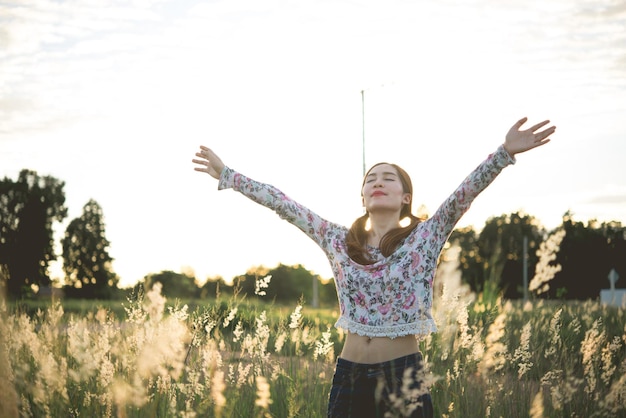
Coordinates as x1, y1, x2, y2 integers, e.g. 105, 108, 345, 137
192, 117, 556, 417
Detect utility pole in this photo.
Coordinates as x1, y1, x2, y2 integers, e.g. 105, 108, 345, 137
361, 89, 366, 177
523, 235, 529, 302
312, 275, 319, 308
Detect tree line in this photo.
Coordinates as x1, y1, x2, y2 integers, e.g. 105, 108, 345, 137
1, 169, 625, 302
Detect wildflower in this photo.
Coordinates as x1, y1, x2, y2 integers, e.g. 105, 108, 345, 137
470, 332, 485, 363
313, 326, 334, 361
205, 319, 217, 336
529, 391, 544, 418
124, 290, 148, 324
236, 363, 253, 388
255, 375, 273, 409
581, 318, 605, 398
167, 303, 189, 322
274, 331, 287, 353
540, 370, 564, 410
568, 317, 582, 335
233, 321, 244, 342
182, 370, 205, 398
513, 322, 534, 379
255, 274, 272, 296
251, 311, 271, 360
456, 301, 472, 349
529, 229, 565, 295
601, 336, 622, 387
227, 364, 236, 384
386, 366, 433, 417
137, 310, 190, 382
145, 282, 166, 321
478, 313, 508, 378
602, 364, 626, 415
201, 341, 223, 375
0, 336, 18, 418
112, 377, 148, 409
211, 370, 227, 417
289, 304, 303, 329
544, 308, 562, 359
222, 307, 238, 328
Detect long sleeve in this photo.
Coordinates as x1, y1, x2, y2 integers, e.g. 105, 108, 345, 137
426, 145, 516, 245
217, 166, 345, 252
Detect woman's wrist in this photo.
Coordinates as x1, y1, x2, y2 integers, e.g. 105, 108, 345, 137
502, 143, 515, 157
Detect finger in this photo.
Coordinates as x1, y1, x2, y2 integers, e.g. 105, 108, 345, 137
196, 150, 214, 159
535, 126, 556, 140
528, 120, 550, 132
513, 117, 528, 129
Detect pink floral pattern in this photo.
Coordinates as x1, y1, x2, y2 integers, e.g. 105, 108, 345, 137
218, 145, 515, 338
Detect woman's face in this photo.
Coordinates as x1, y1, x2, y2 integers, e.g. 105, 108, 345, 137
362, 164, 411, 214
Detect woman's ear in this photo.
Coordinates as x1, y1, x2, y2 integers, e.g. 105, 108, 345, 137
403, 194, 411, 205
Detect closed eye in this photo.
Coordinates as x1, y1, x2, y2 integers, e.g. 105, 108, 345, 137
365, 170, 398, 183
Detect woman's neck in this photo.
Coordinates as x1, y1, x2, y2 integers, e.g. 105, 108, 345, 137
367, 212, 401, 247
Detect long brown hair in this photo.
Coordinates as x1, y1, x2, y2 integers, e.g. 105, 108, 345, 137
346, 162, 424, 264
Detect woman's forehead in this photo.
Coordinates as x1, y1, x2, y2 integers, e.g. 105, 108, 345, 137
366, 164, 397, 176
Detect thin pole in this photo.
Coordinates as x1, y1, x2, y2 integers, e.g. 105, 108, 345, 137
523, 235, 528, 302
361, 89, 365, 177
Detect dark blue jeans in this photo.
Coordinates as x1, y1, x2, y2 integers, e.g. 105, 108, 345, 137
327, 352, 433, 418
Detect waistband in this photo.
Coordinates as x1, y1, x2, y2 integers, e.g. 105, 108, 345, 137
335, 352, 423, 374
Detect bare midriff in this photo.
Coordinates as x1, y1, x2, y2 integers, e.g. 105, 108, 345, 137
339, 332, 420, 364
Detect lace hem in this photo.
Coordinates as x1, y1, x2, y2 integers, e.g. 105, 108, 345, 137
334, 316, 438, 339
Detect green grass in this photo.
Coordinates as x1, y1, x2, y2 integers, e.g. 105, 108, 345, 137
2, 287, 625, 417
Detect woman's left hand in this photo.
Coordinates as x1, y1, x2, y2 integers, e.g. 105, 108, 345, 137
503, 117, 556, 156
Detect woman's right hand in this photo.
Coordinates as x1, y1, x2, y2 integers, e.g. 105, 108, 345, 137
192, 146, 225, 180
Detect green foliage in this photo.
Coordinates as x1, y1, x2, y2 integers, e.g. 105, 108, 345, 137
141, 270, 199, 299
3, 289, 626, 417
229, 263, 337, 307
450, 211, 544, 299
550, 213, 626, 300
447, 211, 626, 301
0, 170, 67, 299
62, 199, 119, 299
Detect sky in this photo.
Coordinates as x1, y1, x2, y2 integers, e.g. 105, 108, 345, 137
1, 0, 625, 288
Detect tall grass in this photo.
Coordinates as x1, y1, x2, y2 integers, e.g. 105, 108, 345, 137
1, 279, 625, 417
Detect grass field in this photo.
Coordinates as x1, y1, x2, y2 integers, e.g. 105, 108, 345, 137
1, 282, 625, 417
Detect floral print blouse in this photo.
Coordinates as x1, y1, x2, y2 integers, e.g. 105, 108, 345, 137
218, 145, 515, 338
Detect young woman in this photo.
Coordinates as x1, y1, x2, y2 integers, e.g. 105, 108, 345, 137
192, 117, 556, 417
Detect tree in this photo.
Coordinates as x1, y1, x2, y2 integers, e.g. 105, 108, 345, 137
547, 212, 626, 300
447, 226, 483, 293
199, 275, 232, 299
142, 270, 198, 299
446, 212, 545, 298
231, 263, 337, 306
477, 212, 545, 298
62, 199, 118, 299
0, 170, 67, 298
